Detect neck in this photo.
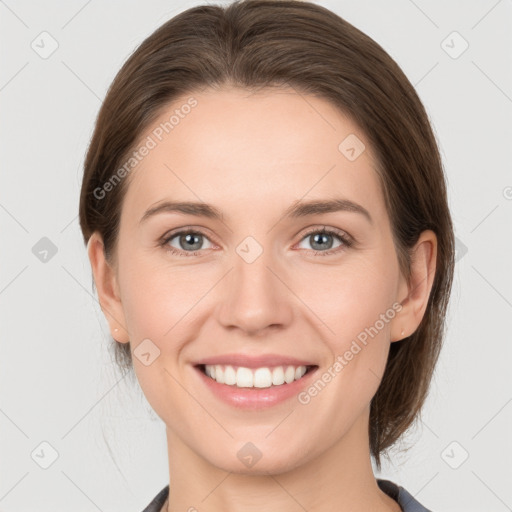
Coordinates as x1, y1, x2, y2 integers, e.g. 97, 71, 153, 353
163, 406, 400, 512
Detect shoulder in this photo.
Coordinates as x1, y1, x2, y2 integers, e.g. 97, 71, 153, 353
140, 485, 169, 512
377, 478, 434, 512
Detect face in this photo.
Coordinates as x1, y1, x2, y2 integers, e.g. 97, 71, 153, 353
95, 86, 418, 475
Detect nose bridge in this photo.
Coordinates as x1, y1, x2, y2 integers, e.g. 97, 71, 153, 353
218, 236, 293, 334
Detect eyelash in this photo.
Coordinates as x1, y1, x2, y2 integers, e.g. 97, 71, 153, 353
159, 226, 353, 258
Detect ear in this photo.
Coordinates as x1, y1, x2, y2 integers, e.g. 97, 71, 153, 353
87, 232, 130, 344
390, 229, 437, 342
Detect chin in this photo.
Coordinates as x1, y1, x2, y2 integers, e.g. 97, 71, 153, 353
206, 449, 304, 477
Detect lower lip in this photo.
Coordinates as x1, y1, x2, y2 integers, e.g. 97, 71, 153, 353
193, 365, 319, 409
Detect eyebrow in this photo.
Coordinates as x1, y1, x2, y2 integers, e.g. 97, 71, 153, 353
139, 198, 373, 225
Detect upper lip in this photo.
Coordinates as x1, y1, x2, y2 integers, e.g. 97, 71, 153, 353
194, 353, 317, 369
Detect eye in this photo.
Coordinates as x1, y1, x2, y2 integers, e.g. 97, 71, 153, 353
159, 226, 353, 258
296, 226, 353, 256
161, 230, 215, 257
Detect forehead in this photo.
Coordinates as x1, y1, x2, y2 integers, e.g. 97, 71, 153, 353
121, 86, 386, 225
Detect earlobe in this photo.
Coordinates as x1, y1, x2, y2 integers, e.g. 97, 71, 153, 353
87, 232, 130, 343
391, 230, 438, 342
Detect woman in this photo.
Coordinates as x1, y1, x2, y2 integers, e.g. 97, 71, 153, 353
79, 1, 454, 510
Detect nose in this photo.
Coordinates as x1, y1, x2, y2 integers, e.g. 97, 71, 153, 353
217, 245, 294, 336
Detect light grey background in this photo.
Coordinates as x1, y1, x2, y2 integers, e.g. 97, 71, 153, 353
1, 0, 511, 511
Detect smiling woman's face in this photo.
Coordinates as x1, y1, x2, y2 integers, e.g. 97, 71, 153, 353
89, 86, 434, 475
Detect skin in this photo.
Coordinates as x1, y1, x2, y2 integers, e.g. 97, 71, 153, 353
88, 86, 437, 512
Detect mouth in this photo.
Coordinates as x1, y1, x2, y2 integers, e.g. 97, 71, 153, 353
194, 363, 319, 389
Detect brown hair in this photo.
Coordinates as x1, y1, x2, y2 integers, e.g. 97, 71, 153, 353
79, 0, 455, 470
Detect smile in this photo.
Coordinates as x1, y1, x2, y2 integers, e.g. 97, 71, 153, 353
194, 364, 319, 409
199, 364, 316, 388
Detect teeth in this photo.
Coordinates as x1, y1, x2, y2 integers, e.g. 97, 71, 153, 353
203, 364, 308, 388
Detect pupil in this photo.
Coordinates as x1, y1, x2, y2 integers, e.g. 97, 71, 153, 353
182, 233, 201, 250
312, 233, 332, 250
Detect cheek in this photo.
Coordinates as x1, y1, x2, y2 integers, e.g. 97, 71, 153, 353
118, 253, 215, 342
119, 269, 167, 338
299, 259, 395, 328
294, 258, 398, 377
